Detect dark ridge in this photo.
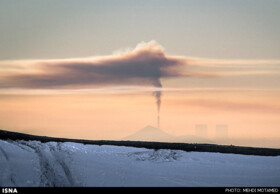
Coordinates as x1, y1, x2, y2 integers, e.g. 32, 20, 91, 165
0, 129, 280, 156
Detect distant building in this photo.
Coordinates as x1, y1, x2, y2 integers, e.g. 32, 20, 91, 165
216, 125, 228, 139
195, 124, 208, 138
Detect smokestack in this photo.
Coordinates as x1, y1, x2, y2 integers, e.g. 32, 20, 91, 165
158, 115, 160, 129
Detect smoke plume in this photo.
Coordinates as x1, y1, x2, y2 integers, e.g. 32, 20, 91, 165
0, 41, 212, 127
153, 82, 162, 128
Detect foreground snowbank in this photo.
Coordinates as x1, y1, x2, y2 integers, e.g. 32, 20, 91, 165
0, 140, 279, 187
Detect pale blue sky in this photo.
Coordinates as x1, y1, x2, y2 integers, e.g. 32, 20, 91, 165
0, 0, 280, 60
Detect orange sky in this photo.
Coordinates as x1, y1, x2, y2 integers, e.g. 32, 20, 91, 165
0, 41, 280, 148
0, 88, 279, 148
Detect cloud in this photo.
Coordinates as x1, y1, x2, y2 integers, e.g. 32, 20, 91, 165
0, 41, 194, 89
0, 86, 279, 96
204, 70, 280, 77
186, 99, 280, 114
182, 57, 280, 68
1, 40, 280, 91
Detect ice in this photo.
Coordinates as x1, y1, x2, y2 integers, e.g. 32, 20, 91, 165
0, 139, 279, 187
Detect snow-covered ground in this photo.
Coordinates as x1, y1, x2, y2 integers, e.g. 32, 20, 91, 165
0, 139, 279, 187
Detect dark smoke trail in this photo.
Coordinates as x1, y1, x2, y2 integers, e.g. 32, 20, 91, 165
153, 82, 162, 129
154, 90, 161, 115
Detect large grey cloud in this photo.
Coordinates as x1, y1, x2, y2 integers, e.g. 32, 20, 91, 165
1, 41, 188, 89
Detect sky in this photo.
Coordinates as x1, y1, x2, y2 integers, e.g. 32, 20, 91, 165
0, 0, 280, 148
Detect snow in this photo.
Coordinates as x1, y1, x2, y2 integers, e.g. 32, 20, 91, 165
0, 139, 279, 187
